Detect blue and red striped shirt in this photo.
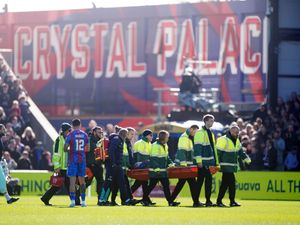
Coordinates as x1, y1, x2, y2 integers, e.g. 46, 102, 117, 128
65, 129, 88, 163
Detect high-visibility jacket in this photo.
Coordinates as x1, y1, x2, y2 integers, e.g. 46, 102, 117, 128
175, 131, 194, 166
216, 134, 251, 173
122, 139, 134, 170
194, 127, 219, 166
149, 141, 173, 178
52, 134, 67, 170
94, 138, 109, 162
133, 138, 151, 163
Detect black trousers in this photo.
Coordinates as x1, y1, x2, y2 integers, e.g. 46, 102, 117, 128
131, 180, 148, 197
143, 178, 171, 203
86, 162, 104, 197
111, 166, 129, 202
41, 170, 73, 203
99, 161, 112, 202
195, 167, 212, 203
171, 178, 198, 204
111, 171, 132, 202
217, 172, 236, 203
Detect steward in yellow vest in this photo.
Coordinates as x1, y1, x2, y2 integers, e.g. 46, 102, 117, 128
141, 130, 180, 207
171, 125, 200, 207
216, 122, 251, 207
41, 122, 72, 206
194, 114, 219, 207
131, 129, 155, 205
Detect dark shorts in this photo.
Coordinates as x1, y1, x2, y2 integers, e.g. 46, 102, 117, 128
67, 161, 86, 177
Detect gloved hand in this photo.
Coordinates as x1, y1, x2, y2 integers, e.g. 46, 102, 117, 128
180, 162, 188, 167
244, 158, 251, 164
168, 163, 175, 168
154, 168, 160, 173
134, 162, 143, 168
209, 166, 220, 175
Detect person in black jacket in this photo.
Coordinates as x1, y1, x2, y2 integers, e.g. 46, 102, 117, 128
109, 128, 136, 205
110, 127, 136, 205
86, 126, 104, 203
98, 133, 115, 206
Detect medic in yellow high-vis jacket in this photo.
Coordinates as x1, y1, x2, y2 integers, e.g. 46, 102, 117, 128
216, 122, 251, 207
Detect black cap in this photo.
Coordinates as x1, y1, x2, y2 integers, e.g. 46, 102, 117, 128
142, 129, 152, 137
61, 123, 71, 132
92, 126, 102, 132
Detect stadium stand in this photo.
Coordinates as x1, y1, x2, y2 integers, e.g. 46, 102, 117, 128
0, 55, 54, 170
0, 52, 299, 172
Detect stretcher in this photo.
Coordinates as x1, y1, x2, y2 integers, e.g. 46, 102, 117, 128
127, 166, 198, 181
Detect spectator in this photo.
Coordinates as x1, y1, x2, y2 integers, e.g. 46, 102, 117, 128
249, 138, 264, 170
0, 83, 12, 114
3, 151, 17, 170
293, 101, 300, 122
0, 106, 7, 124
9, 79, 24, 101
7, 139, 21, 163
244, 123, 254, 138
4, 123, 15, 143
4, 72, 14, 87
236, 118, 245, 131
17, 150, 32, 170
284, 124, 297, 152
284, 147, 299, 171
38, 151, 53, 171
252, 103, 268, 123
263, 139, 277, 170
9, 100, 21, 120
86, 119, 97, 135
19, 95, 30, 127
21, 126, 36, 149
32, 141, 44, 169
26, 145, 38, 169
0, 64, 10, 80
273, 131, 285, 171
14, 135, 24, 153
10, 116, 22, 136
275, 97, 285, 115
105, 123, 115, 136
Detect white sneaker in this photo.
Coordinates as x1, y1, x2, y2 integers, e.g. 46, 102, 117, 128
81, 201, 86, 207
70, 201, 75, 208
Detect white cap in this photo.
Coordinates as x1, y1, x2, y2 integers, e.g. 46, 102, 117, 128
229, 122, 240, 131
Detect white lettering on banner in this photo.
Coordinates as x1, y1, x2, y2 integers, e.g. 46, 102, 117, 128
106, 23, 127, 78
240, 16, 261, 74
127, 22, 147, 78
217, 17, 238, 75
197, 18, 218, 75
33, 26, 51, 80
14, 16, 267, 80
90, 23, 108, 78
14, 26, 32, 79
175, 19, 195, 76
153, 20, 177, 76
71, 24, 90, 79
51, 24, 72, 79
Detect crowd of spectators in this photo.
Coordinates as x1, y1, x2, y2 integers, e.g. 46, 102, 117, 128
237, 92, 300, 171
1, 55, 299, 172
0, 57, 53, 171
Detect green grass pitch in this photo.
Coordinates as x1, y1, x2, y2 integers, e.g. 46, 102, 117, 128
0, 196, 300, 225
